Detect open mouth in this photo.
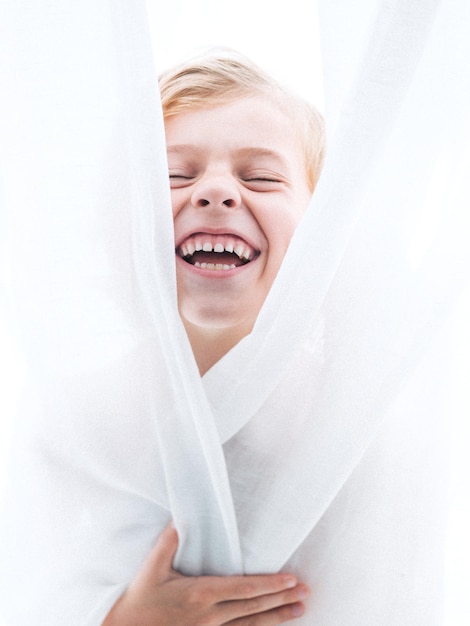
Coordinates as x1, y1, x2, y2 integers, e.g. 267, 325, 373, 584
176, 233, 259, 271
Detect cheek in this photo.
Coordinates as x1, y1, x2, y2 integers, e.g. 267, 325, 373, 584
170, 194, 179, 218
170, 189, 187, 218
262, 206, 306, 270
268, 213, 301, 247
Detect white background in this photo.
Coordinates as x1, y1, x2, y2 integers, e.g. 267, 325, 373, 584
144, 0, 324, 107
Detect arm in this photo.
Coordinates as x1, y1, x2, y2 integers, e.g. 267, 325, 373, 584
103, 524, 309, 625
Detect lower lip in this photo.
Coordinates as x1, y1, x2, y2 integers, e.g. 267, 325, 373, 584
176, 254, 258, 279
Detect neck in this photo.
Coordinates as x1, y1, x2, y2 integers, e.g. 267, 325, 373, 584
183, 319, 253, 376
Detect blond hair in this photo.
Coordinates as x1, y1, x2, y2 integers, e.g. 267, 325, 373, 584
159, 51, 325, 192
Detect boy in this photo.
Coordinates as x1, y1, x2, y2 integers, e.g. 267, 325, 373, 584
162, 54, 324, 375
104, 52, 325, 624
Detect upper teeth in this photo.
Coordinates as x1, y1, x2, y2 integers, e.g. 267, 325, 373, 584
179, 238, 255, 261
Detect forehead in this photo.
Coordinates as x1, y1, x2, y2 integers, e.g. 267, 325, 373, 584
164, 95, 304, 167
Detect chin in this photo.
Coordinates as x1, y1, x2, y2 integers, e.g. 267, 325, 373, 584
179, 301, 257, 333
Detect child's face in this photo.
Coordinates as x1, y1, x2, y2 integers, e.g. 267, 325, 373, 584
166, 95, 312, 334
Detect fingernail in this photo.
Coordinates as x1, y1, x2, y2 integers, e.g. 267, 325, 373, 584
284, 576, 297, 588
291, 603, 304, 617
296, 585, 310, 600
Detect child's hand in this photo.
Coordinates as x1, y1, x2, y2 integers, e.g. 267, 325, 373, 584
103, 524, 309, 625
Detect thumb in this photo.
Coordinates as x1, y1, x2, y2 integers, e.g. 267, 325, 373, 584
132, 523, 180, 590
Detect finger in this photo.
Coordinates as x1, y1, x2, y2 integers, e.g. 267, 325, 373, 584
217, 584, 309, 622
227, 601, 305, 625
201, 573, 298, 602
132, 523, 179, 588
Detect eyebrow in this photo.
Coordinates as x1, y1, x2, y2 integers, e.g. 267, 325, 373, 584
235, 147, 289, 167
166, 144, 202, 156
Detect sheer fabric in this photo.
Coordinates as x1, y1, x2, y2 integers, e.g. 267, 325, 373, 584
0, 1, 469, 624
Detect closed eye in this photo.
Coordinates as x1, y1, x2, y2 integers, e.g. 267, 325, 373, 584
245, 177, 281, 183
169, 174, 195, 188
243, 176, 284, 190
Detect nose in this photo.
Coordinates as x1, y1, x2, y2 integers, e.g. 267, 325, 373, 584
190, 173, 242, 209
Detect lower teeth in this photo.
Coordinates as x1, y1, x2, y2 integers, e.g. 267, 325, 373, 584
194, 262, 237, 270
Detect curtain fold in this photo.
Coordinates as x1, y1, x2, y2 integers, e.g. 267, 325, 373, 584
0, 0, 468, 624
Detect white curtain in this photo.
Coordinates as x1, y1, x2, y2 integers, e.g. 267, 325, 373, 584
0, 0, 469, 624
